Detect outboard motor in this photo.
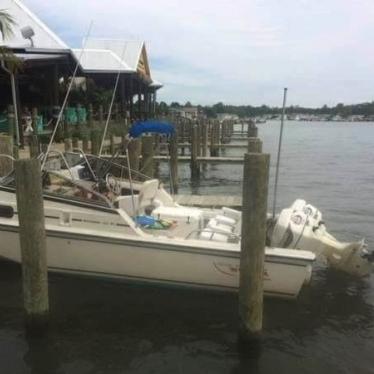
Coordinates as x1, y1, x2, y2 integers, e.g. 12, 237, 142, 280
270, 199, 373, 277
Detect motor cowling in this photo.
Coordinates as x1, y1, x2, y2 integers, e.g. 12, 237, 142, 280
270, 199, 373, 277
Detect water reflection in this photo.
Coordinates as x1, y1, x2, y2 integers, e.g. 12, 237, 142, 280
0, 260, 372, 373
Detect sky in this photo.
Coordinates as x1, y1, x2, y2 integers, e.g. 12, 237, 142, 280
21, 0, 374, 107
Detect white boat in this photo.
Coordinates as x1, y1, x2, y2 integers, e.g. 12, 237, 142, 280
0, 167, 315, 299
51, 150, 373, 278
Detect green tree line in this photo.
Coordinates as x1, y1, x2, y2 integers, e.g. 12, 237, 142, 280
156, 101, 374, 118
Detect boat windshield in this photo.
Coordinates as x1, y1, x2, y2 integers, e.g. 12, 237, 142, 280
0, 170, 113, 209
67, 153, 152, 182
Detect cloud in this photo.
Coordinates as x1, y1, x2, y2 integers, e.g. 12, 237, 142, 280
22, 0, 374, 106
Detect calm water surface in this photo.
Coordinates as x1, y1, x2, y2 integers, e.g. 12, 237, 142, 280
1, 121, 374, 374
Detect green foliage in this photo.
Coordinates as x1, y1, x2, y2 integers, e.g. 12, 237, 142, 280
159, 100, 374, 118
156, 101, 169, 115
0, 9, 15, 40
0, 10, 22, 73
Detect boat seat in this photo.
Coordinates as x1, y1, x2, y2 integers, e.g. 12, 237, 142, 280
207, 218, 233, 234
199, 229, 228, 242
215, 215, 236, 226
138, 179, 159, 210
152, 205, 203, 224
222, 207, 241, 221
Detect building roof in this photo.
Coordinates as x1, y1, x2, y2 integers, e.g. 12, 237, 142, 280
85, 38, 144, 71
1, 0, 163, 88
0, 0, 68, 50
71, 48, 134, 74
150, 79, 163, 89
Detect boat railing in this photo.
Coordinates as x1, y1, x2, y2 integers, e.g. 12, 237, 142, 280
0, 154, 16, 184
0, 154, 15, 162
71, 148, 98, 181
76, 152, 154, 182
42, 149, 76, 181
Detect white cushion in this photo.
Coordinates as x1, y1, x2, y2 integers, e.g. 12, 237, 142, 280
215, 214, 236, 226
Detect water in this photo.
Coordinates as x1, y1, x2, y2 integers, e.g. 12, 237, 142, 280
1, 121, 374, 374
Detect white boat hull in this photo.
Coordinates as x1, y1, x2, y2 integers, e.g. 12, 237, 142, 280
0, 186, 314, 299
0, 223, 312, 298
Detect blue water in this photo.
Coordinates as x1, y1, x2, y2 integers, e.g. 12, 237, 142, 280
1, 121, 374, 373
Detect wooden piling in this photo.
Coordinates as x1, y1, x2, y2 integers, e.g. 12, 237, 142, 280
90, 128, 101, 156
72, 137, 79, 150
7, 106, 15, 139
15, 158, 49, 332
196, 121, 201, 157
202, 122, 208, 157
141, 135, 154, 178
180, 119, 185, 155
87, 104, 94, 128
247, 121, 258, 138
31, 108, 38, 135
247, 138, 263, 153
81, 126, 90, 153
0, 135, 13, 176
64, 138, 72, 152
170, 130, 179, 193
29, 135, 39, 159
128, 138, 141, 172
190, 125, 200, 179
239, 152, 270, 342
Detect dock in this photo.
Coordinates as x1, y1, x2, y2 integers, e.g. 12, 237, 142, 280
101, 155, 245, 164
175, 194, 242, 209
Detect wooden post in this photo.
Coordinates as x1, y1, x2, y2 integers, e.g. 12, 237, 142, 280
141, 135, 154, 178
72, 137, 79, 150
90, 128, 101, 156
239, 153, 270, 342
7, 105, 15, 139
202, 121, 208, 157
180, 119, 186, 156
88, 104, 94, 128
128, 138, 141, 172
210, 121, 219, 157
170, 130, 178, 193
209, 120, 214, 157
196, 120, 201, 157
31, 108, 38, 135
29, 135, 39, 159
81, 126, 90, 153
0, 135, 13, 176
217, 121, 222, 155
190, 125, 200, 179
248, 138, 263, 153
64, 138, 72, 152
114, 102, 120, 122
247, 121, 258, 138
15, 158, 49, 332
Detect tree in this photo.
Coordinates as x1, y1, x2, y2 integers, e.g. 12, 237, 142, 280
0, 9, 15, 39
0, 9, 20, 72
